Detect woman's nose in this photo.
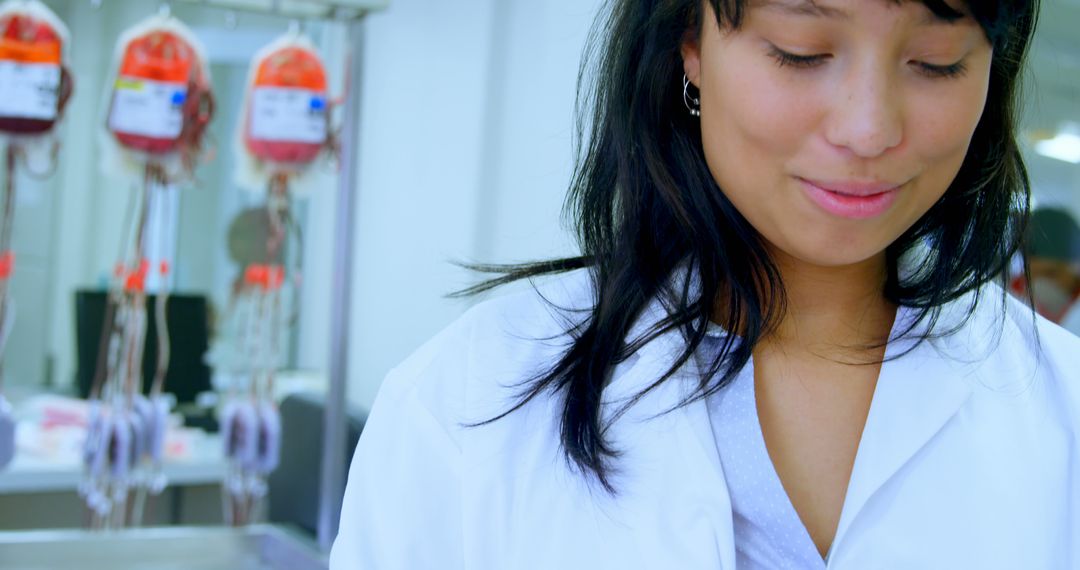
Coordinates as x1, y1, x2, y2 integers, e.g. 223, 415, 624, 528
823, 66, 904, 158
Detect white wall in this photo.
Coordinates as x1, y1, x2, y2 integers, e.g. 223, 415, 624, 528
287, 0, 602, 410
472, 0, 599, 264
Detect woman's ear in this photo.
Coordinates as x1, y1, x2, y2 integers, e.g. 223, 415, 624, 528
681, 28, 702, 86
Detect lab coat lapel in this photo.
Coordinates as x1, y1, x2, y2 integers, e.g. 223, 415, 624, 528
830, 308, 974, 558
673, 378, 739, 570
600, 298, 737, 569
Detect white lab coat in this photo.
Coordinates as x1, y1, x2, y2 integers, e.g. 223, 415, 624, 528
331, 268, 1080, 569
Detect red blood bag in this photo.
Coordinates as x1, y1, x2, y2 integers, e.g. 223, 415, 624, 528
242, 33, 329, 169
106, 16, 212, 157
0, 0, 72, 136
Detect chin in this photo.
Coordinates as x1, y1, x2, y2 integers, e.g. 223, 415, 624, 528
774, 237, 891, 270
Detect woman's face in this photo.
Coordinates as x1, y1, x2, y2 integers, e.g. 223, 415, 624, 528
682, 0, 992, 268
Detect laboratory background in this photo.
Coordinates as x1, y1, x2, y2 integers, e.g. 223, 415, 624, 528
0, 0, 1076, 568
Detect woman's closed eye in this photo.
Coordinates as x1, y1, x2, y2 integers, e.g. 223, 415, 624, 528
766, 45, 830, 69
766, 44, 969, 79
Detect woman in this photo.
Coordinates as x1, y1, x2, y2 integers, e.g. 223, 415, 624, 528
332, 0, 1079, 567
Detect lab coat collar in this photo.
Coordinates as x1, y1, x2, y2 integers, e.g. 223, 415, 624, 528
828, 304, 975, 563
611, 269, 978, 568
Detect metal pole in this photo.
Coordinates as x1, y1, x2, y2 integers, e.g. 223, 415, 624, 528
317, 15, 365, 553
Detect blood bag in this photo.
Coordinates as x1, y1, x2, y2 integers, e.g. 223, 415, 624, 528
235, 30, 333, 193
0, 0, 72, 136
244, 41, 328, 164
105, 14, 212, 159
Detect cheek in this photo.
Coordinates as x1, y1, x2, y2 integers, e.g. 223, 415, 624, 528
699, 47, 818, 193
907, 78, 990, 190
914, 104, 980, 166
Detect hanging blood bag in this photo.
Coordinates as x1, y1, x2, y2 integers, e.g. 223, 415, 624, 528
243, 31, 329, 168
105, 14, 212, 157
0, 0, 72, 136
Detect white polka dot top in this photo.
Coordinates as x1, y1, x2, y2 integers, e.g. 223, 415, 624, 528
702, 333, 828, 570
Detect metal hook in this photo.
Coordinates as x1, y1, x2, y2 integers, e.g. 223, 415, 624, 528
158, 2, 171, 19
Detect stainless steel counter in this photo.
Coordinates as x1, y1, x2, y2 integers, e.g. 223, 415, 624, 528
0, 524, 327, 570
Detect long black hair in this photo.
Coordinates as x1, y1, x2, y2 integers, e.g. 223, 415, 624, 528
458, 0, 1040, 492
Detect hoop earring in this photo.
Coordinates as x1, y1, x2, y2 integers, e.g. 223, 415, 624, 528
683, 74, 701, 117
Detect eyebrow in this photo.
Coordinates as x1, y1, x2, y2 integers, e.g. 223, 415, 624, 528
756, 0, 966, 26
757, 0, 850, 19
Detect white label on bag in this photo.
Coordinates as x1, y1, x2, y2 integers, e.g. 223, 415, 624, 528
107, 77, 187, 139
0, 61, 61, 120
250, 87, 327, 144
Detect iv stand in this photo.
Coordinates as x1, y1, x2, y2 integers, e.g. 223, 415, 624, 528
317, 14, 365, 553
103, 0, 377, 551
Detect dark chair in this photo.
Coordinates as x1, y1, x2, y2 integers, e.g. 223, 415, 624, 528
267, 392, 368, 537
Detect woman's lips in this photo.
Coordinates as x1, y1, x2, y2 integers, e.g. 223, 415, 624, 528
798, 177, 901, 220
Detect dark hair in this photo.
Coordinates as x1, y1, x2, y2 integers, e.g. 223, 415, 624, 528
458, 0, 1040, 492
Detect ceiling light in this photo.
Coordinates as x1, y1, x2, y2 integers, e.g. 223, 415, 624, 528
1034, 131, 1080, 164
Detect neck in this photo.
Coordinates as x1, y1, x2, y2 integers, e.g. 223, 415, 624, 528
757, 248, 897, 361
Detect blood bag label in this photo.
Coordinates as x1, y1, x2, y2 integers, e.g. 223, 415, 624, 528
108, 77, 186, 139
250, 87, 327, 143
0, 61, 60, 120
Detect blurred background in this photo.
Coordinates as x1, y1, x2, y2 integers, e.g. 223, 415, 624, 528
0, 0, 1075, 568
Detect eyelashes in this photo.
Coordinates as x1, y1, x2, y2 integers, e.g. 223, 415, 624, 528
768, 46, 829, 69
913, 60, 968, 79
766, 45, 969, 79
